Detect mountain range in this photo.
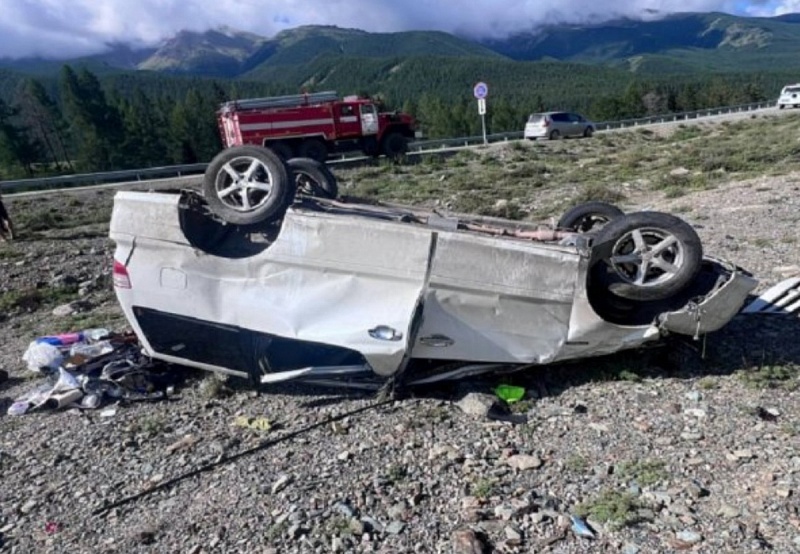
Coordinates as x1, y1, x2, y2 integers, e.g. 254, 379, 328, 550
3, 11, 800, 79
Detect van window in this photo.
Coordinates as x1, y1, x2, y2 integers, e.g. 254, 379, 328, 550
783, 86, 800, 94
528, 114, 545, 123
550, 113, 569, 122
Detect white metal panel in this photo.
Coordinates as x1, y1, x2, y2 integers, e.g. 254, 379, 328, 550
114, 197, 434, 376
412, 232, 578, 362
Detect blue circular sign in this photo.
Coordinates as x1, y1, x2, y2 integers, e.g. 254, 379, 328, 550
473, 82, 488, 99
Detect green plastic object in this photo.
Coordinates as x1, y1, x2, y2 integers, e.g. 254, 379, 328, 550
494, 384, 526, 404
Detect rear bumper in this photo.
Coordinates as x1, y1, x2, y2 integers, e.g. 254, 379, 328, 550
659, 265, 758, 336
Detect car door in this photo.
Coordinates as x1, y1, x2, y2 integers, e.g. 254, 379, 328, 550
111, 192, 435, 378
566, 113, 583, 137
411, 231, 580, 364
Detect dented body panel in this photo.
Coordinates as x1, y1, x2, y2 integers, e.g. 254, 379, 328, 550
109, 191, 757, 380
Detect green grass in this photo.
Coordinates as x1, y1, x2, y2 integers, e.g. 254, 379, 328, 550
0, 286, 80, 316
132, 415, 167, 436
0, 245, 24, 260
617, 460, 668, 487
566, 454, 589, 472
574, 490, 645, 529
696, 377, 719, 390
472, 478, 495, 499
335, 112, 800, 217
736, 363, 799, 390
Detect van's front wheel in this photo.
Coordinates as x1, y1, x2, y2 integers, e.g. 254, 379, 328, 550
203, 146, 294, 226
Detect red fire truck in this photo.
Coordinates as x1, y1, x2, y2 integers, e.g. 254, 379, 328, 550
216, 91, 416, 161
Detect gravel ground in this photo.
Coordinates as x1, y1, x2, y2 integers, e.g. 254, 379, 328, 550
0, 160, 799, 554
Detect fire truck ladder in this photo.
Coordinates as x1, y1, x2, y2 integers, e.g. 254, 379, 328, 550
221, 91, 340, 111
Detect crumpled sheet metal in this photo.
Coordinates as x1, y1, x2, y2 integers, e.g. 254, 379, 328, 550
742, 276, 800, 315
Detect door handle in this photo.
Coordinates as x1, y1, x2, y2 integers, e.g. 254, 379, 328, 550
418, 334, 454, 347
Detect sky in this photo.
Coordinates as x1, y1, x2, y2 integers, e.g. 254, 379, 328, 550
1, 0, 798, 59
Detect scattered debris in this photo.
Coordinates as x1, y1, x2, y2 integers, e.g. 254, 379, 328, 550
9, 329, 180, 417
100, 407, 118, 418
742, 276, 800, 314
569, 515, 596, 539
166, 435, 200, 454
234, 416, 273, 432
756, 406, 780, 422
494, 384, 526, 404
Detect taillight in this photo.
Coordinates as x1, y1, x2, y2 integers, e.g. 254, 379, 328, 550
543, 119, 550, 127
113, 260, 131, 289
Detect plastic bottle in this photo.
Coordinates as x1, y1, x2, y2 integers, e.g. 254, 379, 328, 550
83, 328, 111, 342
35, 328, 111, 348
69, 340, 114, 359
36, 333, 84, 347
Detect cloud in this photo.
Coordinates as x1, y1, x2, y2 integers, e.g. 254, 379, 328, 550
0, 0, 768, 59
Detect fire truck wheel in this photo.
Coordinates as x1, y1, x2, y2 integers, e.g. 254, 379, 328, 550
381, 132, 408, 159
203, 146, 294, 226
288, 157, 339, 199
266, 142, 293, 160
297, 139, 329, 163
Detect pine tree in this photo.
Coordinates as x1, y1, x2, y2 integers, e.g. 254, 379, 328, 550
13, 79, 73, 171
59, 66, 124, 171
0, 98, 42, 177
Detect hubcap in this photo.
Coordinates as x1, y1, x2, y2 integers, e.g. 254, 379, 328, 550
214, 156, 274, 212
609, 227, 684, 287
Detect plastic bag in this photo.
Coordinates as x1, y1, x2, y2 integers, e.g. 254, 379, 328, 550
22, 341, 64, 373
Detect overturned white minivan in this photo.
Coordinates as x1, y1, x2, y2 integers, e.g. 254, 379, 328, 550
108, 147, 757, 385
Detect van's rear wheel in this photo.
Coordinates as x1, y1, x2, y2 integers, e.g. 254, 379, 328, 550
288, 157, 338, 199
549, 130, 561, 140
558, 201, 623, 233
203, 146, 294, 226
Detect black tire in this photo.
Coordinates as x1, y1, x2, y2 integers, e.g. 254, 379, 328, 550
287, 157, 338, 199
583, 126, 594, 138
779, 104, 785, 110
549, 129, 561, 140
203, 146, 294, 226
297, 139, 328, 162
266, 141, 293, 160
557, 201, 624, 233
381, 131, 408, 158
592, 211, 703, 301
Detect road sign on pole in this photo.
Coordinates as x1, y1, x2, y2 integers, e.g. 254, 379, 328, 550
473, 82, 489, 144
